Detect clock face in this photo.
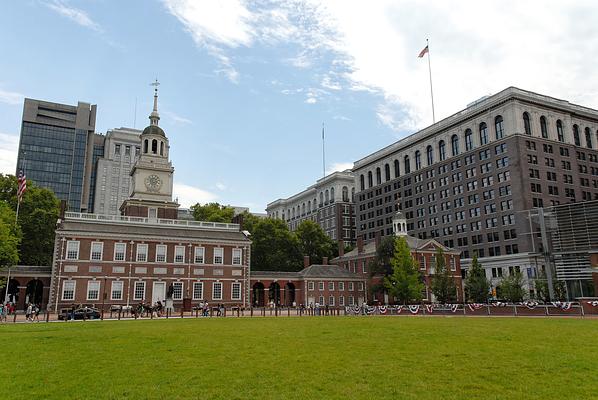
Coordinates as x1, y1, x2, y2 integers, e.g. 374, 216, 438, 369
144, 174, 162, 192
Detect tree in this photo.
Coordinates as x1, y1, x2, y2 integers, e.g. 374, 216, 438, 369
430, 247, 457, 303
0, 201, 21, 291
464, 255, 490, 303
383, 236, 424, 304
295, 220, 335, 265
370, 235, 397, 277
498, 271, 526, 302
535, 271, 567, 302
0, 174, 58, 266
190, 202, 235, 223
249, 218, 301, 271
237, 211, 261, 234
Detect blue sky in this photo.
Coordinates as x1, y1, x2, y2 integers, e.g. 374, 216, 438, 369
1, 1, 597, 212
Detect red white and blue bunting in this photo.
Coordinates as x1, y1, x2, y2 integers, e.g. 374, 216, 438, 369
424, 304, 434, 314
521, 301, 539, 309
378, 305, 388, 314
408, 305, 420, 314
551, 301, 573, 310
468, 303, 485, 312
587, 301, 598, 307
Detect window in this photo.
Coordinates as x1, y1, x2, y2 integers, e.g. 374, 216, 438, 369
328, 282, 335, 291
404, 155, 411, 174
451, 134, 460, 156
66, 240, 80, 260
523, 112, 531, 135
360, 175, 365, 191
426, 145, 434, 165
358, 282, 364, 291
194, 247, 205, 264
368, 171, 373, 188
479, 122, 488, 145
115, 144, 121, 155
438, 140, 446, 161
573, 124, 581, 146
62, 280, 76, 300
394, 159, 400, 177
585, 127, 593, 148
495, 115, 504, 139
328, 296, 335, 306
384, 163, 391, 181
214, 248, 224, 264
90, 242, 103, 261
111, 281, 124, 300
171, 282, 183, 300
557, 120, 565, 142
114, 243, 126, 261
156, 245, 167, 262
540, 116, 548, 138
465, 129, 473, 151
376, 168, 381, 185
231, 282, 241, 300
308, 281, 314, 291
348, 282, 354, 291
87, 281, 100, 301
339, 282, 345, 291
193, 282, 204, 300
348, 295, 355, 305
174, 246, 185, 263
136, 244, 148, 262
134, 281, 145, 300
339, 296, 345, 306
415, 151, 422, 170
232, 248, 242, 265
212, 282, 223, 300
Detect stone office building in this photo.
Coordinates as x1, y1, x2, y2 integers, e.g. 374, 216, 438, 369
352, 87, 598, 295
48, 88, 251, 312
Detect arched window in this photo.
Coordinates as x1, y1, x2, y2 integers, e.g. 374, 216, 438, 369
375, 167, 381, 185
557, 120, 564, 142
585, 127, 592, 148
325, 189, 329, 203
292, 208, 295, 218
302, 203, 305, 215
308, 200, 311, 213
479, 122, 488, 145
143, 139, 148, 153
414, 151, 421, 170
330, 187, 335, 202
394, 159, 400, 178
540, 116, 548, 138
523, 112, 531, 135
404, 155, 411, 174
351, 188, 355, 202
438, 140, 446, 161
151, 139, 158, 154
319, 192, 324, 206
495, 115, 504, 139
464, 129, 473, 151
426, 145, 434, 166
160, 141, 164, 156
384, 163, 391, 181
360, 174, 365, 191
573, 124, 580, 146
367, 171, 373, 188
342, 186, 349, 202
451, 134, 459, 156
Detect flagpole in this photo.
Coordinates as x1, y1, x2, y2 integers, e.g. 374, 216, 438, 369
3, 267, 10, 304
322, 122, 326, 178
426, 38, 436, 124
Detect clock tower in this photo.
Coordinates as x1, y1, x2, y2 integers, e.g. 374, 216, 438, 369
120, 81, 180, 219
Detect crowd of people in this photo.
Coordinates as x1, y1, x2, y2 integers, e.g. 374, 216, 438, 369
0, 302, 42, 322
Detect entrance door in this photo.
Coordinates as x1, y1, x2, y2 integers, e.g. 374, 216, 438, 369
152, 282, 166, 305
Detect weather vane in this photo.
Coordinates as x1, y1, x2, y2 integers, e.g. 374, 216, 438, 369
150, 79, 160, 94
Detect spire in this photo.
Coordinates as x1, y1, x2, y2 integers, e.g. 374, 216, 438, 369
149, 79, 160, 126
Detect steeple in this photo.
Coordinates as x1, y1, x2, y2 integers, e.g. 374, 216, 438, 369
393, 210, 408, 237
149, 79, 160, 126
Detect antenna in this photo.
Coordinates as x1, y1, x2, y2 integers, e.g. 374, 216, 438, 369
322, 122, 326, 177
150, 78, 160, 93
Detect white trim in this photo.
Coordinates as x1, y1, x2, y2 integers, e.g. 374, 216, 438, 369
156, 244, 167, 263
231, 282, 241, 300
136, 244, 148, 262
66, 240, 80, 260
174, 245, 185, 263
194, 246, 205, 264
172, 281, 183, 300
133, 281, 146, 301
86, 280, 100, 301
232, 248, 242, 265
111, 280, 124, 300
90, 242, 103, 261
213, 247, 224, 264
212, 281, 223, 300
192, 281, 204, 300
61, 280, 76, 301
113, 242, 126, 262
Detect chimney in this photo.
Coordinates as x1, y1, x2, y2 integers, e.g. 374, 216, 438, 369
357, 236, 364, 254
322, 257, 328, 265
338, 241, 344, 257
303, 255, 310, 268
375, 231, 381, 249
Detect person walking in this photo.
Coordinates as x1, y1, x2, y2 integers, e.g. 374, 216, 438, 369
26, 303, 33, 322
33, 304, 40, 322
0, 302, 6, 322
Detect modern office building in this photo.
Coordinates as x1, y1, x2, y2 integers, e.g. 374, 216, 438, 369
266, 170, 356, 247
93, 127, 142, 215
17, 99, 98, 212
352, 87, 598, 297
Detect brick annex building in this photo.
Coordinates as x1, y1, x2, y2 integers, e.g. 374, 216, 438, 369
48, 88, 252, 312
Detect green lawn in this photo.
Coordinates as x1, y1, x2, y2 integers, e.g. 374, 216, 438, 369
1, 317, 596, 399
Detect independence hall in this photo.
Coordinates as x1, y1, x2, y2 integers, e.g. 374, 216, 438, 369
48, 89, 251, 312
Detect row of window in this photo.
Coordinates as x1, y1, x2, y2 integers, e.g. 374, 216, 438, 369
66, 241, 243, 265
522, 112, 596, 149
63, 280, 242, 302
307, 281, 365, 291
271, 186, 356, 221
313, 295, 357, 306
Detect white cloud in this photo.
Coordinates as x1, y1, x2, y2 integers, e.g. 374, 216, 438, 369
0, 88, 24, 105
0, 133, 19, 175
162, 110, 192, 125
47, 0, 102, 32
215, 182, 227, 191
326, 162, 353, 175
173, 182, 218, 208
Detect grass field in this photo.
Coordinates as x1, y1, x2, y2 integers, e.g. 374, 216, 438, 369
1, 317, 596, 400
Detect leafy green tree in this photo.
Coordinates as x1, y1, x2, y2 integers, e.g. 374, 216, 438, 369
249, 218, 301, 271
237, 211, 262, 234
0, 174, 58, 266
430, 247, 457, 303
295, 220, 334, 265
370, 235, 397, 277
498, 271, 526, 302
0, 202, 20, 267
536, 271, 568, 302
465, 255, 490, 303
554, 280, 567, 301
191, 202, 235, 223
383, 236, 424, 304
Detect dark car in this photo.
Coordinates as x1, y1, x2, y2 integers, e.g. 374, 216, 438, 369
58, 307, 101, 320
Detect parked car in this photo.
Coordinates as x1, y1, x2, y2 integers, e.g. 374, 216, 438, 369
58, 307, 101, 320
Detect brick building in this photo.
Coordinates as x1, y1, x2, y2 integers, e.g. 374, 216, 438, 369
333, 211, 463, 303
1, 266, 51, 310
48, 87, 251, 313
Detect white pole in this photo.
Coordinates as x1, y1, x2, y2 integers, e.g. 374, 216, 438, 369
3, 268, 10, 303
322, 122, 326, 177
426, 38, 436, 124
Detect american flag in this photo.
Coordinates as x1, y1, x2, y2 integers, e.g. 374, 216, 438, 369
17, 170, 26, 203
418, 45, 429, 58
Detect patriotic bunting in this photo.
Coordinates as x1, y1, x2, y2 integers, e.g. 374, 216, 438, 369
408, 305, 420, 314
468, 303, 485, 312
587, 301, 598, 307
